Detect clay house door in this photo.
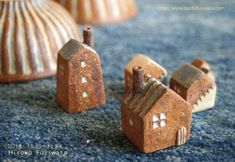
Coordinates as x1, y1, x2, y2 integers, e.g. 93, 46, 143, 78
176, 127, 187, 146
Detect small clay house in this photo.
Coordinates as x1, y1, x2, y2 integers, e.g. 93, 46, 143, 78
122, 67, 192, 153
56, 29, 105, 113
191, 58, 215, 82
125, 54, 167, 92
170, 64, 216, 113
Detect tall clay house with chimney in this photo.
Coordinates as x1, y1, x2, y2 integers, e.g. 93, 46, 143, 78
122, 66, 192, 153
56, 27, 106, 113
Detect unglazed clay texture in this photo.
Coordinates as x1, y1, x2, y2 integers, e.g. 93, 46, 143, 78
192, 85, 217, 113
191, 58, 215, 82
0, 0, 81, 83
56, 39, 106, 113
125, 54, 167, 92
54, 0, 137, 24
170, 64, 216, 113
122, 72, 192, 153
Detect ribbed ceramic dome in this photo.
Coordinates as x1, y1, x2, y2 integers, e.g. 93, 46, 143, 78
0, 0, 81, 83
54, 0, 137, 24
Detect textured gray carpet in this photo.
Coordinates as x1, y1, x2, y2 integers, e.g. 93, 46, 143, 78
0, 0, 235, 161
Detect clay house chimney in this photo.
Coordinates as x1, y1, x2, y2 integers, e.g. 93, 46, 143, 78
83, 27, 94, 48
132, 66, 144, 94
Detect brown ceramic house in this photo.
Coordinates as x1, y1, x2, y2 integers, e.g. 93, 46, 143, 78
56, 39, 106, 113
122, 67, 192, 153
170, 64, 216, 113
125, 54, 167, 92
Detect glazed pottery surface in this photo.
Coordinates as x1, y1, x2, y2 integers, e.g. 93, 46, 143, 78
54, 0, 137, 24
0, 0, 81, 83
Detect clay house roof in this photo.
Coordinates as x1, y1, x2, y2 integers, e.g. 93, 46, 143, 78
191, 58, 215, 82
58, 39, 97, 61
171, 64, 215, 89
172, 64, 204, 89
191, 58, 211, 72
125, 54, 167, 79
123, 74, 168, 118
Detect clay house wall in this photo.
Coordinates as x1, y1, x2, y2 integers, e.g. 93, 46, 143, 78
170, 79, 188, 99
121, 103, 144, 150
67, 46, 105, 112
186, 74, 215, 105
143, 89, 192, 153
56, 53, 69, 111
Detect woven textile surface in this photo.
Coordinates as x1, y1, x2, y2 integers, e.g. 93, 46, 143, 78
0, 0, 234, 161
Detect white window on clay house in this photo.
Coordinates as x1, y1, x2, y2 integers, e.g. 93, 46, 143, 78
81, 61, 87, 68
177, 88, 181, 93
153, 115, 159, 128
82, 77, 88, 83
129, 118, 133, 126
174, 86, 181, 94
153, 113, 167, 128
82, 92, 88, 98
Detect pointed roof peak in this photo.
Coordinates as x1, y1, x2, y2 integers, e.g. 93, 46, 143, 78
58, 39, 97, 60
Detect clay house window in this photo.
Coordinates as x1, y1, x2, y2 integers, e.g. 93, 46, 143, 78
160, 112, 166, 119
153, 115, 159, 128
82, 77, 88, 83
82, 92, 88, 98
81, 61, 87, 68
176, 87, 181, 93
174, 86, 181, 94
59, 65, 64, 71
129, 118, 133, 126
153, 113, 167, 128
59, 65, 64, 76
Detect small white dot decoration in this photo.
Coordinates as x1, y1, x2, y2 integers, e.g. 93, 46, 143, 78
177, 88, 181, 93
81, 61, 87, 67
129, 118, 133, 126
82, 92, 88, 98
82, 77, 88, 83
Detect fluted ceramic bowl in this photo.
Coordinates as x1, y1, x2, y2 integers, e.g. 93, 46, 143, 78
0, 0, 81, 83
54, 0, 138, 24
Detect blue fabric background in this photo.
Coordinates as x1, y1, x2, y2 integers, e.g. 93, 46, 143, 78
0, 0, 235, 161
